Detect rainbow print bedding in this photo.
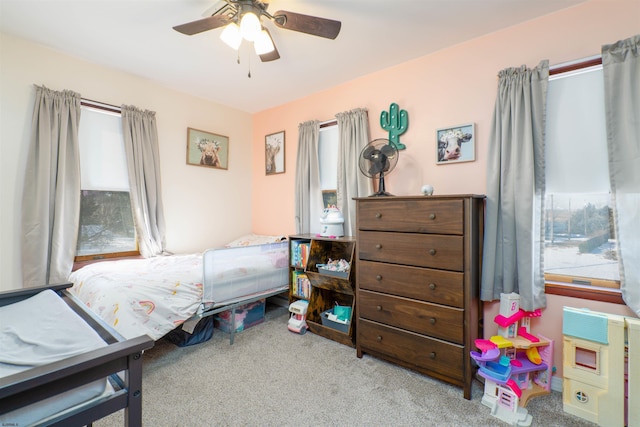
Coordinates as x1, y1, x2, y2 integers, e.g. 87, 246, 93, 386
68, 238, 289, 341
69, 254, 204, 340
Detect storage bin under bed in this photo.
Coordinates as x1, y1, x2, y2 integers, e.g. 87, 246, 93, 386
214, 299, 266, 333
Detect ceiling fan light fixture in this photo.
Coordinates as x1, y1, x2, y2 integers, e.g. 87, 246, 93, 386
239, 12, 261, 42
174, 4, 342, 63
254, 29, 275, 55
220, 22, 242, 50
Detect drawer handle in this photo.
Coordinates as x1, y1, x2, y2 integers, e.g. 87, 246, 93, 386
377, 335, 383, 342
429, 213, 436, 220
376, 305, 382, 311
375, 213, 382, 219
376, 275, 382, 281
429, 283, 436, 290
429, 249, 436, 256
430, 318, 436, 325
430, 352, 436, 359
375, 244, 382, 250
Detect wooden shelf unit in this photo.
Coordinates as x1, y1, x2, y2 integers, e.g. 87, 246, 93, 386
288, 234, 356, 347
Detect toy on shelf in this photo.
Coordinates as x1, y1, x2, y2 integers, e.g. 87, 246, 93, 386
288, 300, 309, 334
471, 293, 554, 427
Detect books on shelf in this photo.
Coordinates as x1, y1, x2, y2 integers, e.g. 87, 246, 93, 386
291, 240, 310, 269
291, 270, 311, 299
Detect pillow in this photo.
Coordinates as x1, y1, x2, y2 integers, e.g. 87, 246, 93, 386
224, 233, 286, 248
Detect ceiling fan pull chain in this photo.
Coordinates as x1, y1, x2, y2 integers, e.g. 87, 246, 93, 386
248, 51, 252, 78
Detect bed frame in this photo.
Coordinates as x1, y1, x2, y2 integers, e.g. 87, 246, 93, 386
195, 285, 288, 345
0, 283, 154, 427
179, 241, 290, 345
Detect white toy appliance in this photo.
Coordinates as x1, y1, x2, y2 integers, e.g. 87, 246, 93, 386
319, 206, 344, 237
288, 300, 309, 334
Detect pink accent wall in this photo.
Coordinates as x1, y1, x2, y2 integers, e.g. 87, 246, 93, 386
252, 1, 638, 236
251, 1, 639, 379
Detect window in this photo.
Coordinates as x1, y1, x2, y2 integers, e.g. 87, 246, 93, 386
76, 102, 137, 260
308, 121, 339, 233
319, 121, 339, 207
544, 58, 620, 296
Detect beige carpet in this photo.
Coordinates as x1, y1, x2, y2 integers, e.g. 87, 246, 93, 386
96, 302, 595, 427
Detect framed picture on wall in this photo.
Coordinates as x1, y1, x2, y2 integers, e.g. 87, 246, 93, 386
265, 130, 285, 175
186, 127, 229, 170
436, 123, 475, 164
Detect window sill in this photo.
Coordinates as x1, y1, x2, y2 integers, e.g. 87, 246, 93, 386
545, 281, 624, 304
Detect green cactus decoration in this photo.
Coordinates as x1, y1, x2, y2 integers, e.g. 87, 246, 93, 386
380, 103, 408, 150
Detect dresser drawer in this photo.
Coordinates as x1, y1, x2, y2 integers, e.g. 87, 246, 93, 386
358, 318, 464, 381
358, 260, 464, 308
357, 199, 463, 234
359, 290, 464, 343
358, 231, 463, 271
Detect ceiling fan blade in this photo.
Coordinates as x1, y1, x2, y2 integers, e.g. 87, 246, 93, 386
201, 1, 237, 18
173, 15, 232, 36
259, 28, 280, 62
273, 10, 341, 39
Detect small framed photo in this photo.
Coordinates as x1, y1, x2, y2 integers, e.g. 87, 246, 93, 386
436, 123, 475, 164
186, 127, 229, 170
322, 190, 337, 208
265, 130, 285, 175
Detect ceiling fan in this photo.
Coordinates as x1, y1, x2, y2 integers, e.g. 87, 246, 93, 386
173, 0, 342, 62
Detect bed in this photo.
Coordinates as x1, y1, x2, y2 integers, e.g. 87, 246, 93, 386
68, 234, 289, 344
0, 283, 154, 427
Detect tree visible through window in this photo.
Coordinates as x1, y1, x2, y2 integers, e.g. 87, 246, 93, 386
77, 190, 136, 256
544, 194, 618, 285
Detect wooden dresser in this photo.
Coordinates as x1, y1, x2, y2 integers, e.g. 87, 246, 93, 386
354, 195, 484, 399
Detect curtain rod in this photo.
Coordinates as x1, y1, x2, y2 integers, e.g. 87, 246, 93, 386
320, 119, 338, 129
81, 98, 121, 114
320, 119, 337, 128
550, 55, 602, 75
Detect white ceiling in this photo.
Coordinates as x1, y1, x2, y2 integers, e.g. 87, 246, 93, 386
0, 0, 585, 113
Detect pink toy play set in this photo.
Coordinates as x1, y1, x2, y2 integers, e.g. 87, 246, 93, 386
471, 292, 553, 426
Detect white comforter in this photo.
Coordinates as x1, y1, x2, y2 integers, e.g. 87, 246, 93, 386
69, 255, 203, 340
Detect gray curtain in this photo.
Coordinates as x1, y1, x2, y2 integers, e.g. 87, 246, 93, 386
481, 61, 549, 311
602, 35, 640, 316
335, 108, 373, 236
21, 85, 81, 287
121, 105, 166, 257
294, 120, 321, 234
